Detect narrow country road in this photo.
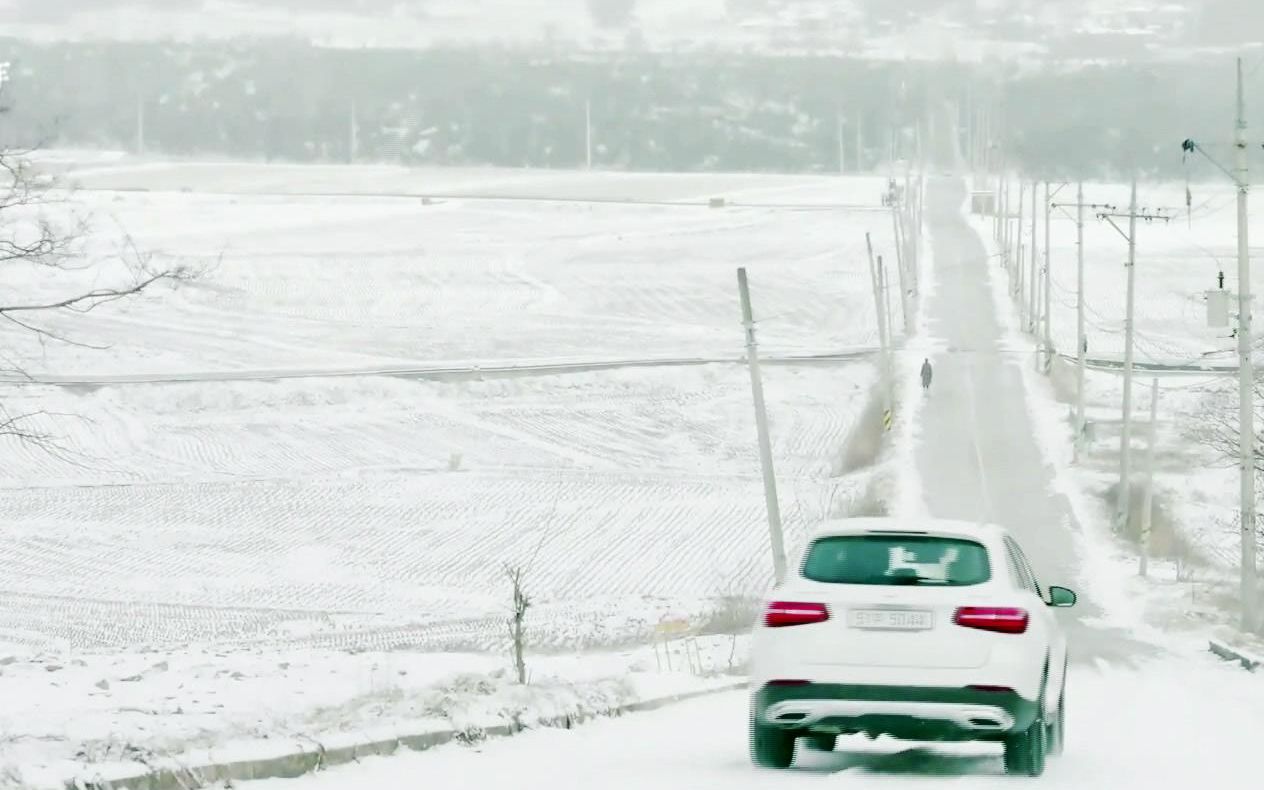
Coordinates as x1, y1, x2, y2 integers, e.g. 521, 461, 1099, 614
915, 176, 1156, 665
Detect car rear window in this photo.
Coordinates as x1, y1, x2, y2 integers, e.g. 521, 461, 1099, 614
802, 534, 991, 586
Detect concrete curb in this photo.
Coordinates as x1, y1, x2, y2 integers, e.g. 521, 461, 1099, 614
1209, 639, 1262, 672
67, 680, 749, 790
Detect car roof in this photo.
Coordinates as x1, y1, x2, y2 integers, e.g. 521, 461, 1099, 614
807, 517, 1007, 542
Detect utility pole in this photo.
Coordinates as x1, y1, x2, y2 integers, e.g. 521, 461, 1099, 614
1010, 173, 1018, 278
1181, 57, 1257, 630
1119, 179, 1138, 532
1141, 377, 1159, 578
1076, 184, 1088, 459
1043, 181, 1053, 370
880, 256, 895, 354
1001, 166, 1011, 251
1234, 57, 1257, 630
994, 166, 1003, 243
1006, 171, 1015, 276
866, 234, 894, 416
990, 161, 1001, 241
1001, 169, 1011, 261
349, 100, 359, 164
917, 171, 926, 271
585, 99, 593, 171
1097, 181, 1171, 532
1017, 183, 1026, 304
902, 164, 917, 296
737, 268, 787, 585
977, 100, 986, 171
855, 108, 864, 174
966, 95, 974, 169
1052, 186, 1115, 462
1029, 180, 1039, 334
837, 108, 846, 174
887, 126, 895, 178
892, 200, 911, 333
136, 96, 146, 157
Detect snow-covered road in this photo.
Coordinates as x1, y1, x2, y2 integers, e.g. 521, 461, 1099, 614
915, 175, 1155, 666
249, 657, 1264, 789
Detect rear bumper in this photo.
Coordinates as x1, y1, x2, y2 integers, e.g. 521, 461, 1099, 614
753, 682, 1038, 742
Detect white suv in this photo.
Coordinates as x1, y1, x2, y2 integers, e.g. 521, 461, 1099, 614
748, 518, 1076, 777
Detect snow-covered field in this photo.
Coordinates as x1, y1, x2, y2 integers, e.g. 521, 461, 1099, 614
0, 160, 903, 779
10, 163, 893, 376
0, 367, 869, 647
3, 636, 749, 786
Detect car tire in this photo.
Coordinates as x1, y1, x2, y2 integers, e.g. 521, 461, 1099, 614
1004, 717, 1047, 777
749, 718, 795, 769
1004, 674, 1049, 777
1047, 687, 1066, 757
802, 733, 836, 752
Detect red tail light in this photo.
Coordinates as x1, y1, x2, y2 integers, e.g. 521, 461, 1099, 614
764, 601, 829, 628
953, 607, 1029, 634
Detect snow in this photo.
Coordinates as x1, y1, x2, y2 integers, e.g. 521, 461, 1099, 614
7, 162, 894, 376
980, 174, 1264, 627
0, 367, 871, 639
61, 161, 890, 205
887, 183, 936, 521
214, 170, 1264, 790
965, 173, 1264, 658
0, 163, 896, 779
972, 209, 1146, 634
238, 656, 1264, 789
1, 636, 750, 786
10, 153, 1255, 787
1040, 180, 1262, 367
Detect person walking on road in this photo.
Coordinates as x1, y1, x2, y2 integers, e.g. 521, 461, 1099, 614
920, 358, 933, 392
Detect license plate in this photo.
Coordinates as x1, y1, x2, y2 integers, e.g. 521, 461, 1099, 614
848, 609, 933, 631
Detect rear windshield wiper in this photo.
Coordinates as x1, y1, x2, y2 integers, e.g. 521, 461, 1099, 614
830, 574, 946, 585
887, 573, 945, 586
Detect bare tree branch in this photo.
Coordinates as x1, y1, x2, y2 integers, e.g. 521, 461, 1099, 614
0, 408, 57, 444
0, 406, 111, 474
1186, 378, 1264, 476
0, 144, 202, 451
0, 268, 193, 315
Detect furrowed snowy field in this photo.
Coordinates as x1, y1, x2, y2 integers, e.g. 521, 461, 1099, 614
980, 177, 1264, 619
10, 161, 894, 375
0, 159, 904, 777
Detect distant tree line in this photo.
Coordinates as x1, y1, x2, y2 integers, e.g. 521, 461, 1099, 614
0, 37, 1250, 180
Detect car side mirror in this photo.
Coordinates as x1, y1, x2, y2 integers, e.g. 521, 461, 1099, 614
1048, 586, 1077, 608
